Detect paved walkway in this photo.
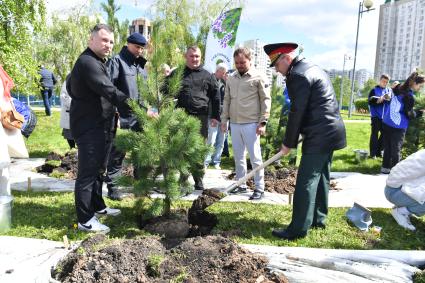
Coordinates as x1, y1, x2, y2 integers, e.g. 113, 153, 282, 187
8, 158, 392, 208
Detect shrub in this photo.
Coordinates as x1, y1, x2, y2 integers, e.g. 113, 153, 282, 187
354, 98, 369, 113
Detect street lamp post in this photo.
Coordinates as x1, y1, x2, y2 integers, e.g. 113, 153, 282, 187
339, 54, 351, 111
348, 0, 375, 118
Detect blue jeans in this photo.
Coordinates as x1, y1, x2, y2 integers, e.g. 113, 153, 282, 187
384, 186, 425, 216
41, 88, 53, 116
204, 121, 227, 166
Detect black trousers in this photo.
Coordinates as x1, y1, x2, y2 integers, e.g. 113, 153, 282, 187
75, 128, 113, 223
369, 117, 383, 157
180, 114, 208, 189
382, 124, 406, 169
105, 144, 126, 192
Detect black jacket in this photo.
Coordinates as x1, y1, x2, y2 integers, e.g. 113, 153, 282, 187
283, 56, 346, 153
107, 46, 147, 129
174, 66, 220, 120
39, 67, 57, 89
67, 48, 130, 138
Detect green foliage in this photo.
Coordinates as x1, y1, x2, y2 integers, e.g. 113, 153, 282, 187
0, 0, 46, 94
263, 74, 283, 160
402, 95, 425, 158
360, 78, 377, 97
147, 254, 164, 277
331, 76, 352, 108
34, 3, 101, 84
115, 18, 208, 216
171, 270, 188, 283
45, 160, 61, 167
152, 0, 245, 62
100, 0, 129, 54
354, 98, 369, 113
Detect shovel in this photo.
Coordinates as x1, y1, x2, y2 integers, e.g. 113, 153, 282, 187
224, 151, 284, 194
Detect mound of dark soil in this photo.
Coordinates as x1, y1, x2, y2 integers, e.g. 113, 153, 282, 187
188, 189, 224, 236
52, 234, 288, 283
36, 151, 134, 179
229, 167, 340, 194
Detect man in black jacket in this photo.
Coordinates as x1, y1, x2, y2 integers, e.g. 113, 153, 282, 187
67, 24, 130, 233
173, 46, 220, 190
105, 32, 155, 200
264, 42, 347, 240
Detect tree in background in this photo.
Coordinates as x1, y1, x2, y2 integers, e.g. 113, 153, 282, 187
152, 0, 245, 62
263, 74, 283, 160
34, 3, 101, 84
114, 17, 209, 218
332, 76, 352, 109
361, 78, 378, 98
100, 0, 129, 54
0, 0, 46, 94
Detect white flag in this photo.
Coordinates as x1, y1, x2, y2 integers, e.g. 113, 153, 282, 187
204, 8, 242, 73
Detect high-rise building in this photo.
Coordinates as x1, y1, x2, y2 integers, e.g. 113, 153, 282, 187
374, 0, 425, 81
129, 18, 152, 39
325, 69, 372, 89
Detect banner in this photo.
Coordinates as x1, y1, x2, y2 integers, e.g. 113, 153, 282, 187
204, 8, 242, 73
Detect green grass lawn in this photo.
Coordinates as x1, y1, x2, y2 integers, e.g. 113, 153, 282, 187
17, 110, 425, 251
25, 110, 69, 157
2, 191, 425, 251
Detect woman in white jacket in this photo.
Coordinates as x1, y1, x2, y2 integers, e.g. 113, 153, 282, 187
385, 149, 425, 231
60, 74, 75, 148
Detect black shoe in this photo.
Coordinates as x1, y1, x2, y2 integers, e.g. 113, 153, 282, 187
311, 223, 326, 229
229, 186, 247, 194
249, 190, 264, 200
107, 190, 125, 201
272, 229, 306, 241
194, 186, 204, 191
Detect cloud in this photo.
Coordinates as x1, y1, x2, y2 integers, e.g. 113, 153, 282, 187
242, 0, 380, 71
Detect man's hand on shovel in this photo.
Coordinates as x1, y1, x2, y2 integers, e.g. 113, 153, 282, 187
280, 144, 291, 156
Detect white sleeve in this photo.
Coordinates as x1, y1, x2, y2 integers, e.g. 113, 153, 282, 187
386, 150, 425, 188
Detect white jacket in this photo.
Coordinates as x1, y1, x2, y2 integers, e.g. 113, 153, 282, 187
386, 149, 425, 204
59, 80, 71, 129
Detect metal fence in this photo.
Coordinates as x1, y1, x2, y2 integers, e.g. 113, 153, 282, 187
12, 93, 61, 108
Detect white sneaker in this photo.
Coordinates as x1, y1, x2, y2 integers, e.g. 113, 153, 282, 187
95, 207, 121, 217
214, 164, 221, 170
391, 207, 416, 231
78, 216, 110, 233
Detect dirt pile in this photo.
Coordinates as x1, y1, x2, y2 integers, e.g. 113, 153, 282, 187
36, 151, 78, 179
52, 234, 288, 283
36, 151, 134, 179
188, 189, 224, 236
229, 167, 340, 194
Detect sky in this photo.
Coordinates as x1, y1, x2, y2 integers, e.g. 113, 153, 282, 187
44, 0, 383, 73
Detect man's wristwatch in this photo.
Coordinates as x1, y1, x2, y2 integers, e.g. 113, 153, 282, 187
260, 121, 267, 126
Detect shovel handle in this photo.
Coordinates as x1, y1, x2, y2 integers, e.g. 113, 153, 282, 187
225, 151, 284, 193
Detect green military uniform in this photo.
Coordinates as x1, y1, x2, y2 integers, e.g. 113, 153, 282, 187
263, 42, 347, 239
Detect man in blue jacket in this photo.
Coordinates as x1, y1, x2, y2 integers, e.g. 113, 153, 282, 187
105, 32, 156, 200
38, 66, 57, 116
368, 74, 390, 159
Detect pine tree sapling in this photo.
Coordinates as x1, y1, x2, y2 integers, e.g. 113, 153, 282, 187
114, 20, 209, 217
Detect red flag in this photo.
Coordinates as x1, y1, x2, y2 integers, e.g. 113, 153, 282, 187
0, 65, 14, 99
